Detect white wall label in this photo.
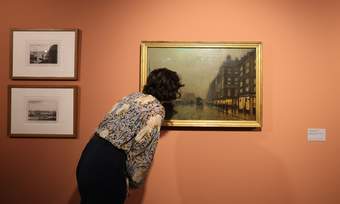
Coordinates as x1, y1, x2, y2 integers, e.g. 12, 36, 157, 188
307, 128, 326, 142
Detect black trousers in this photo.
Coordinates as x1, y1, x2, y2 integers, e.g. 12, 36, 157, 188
76, 134, 127, 204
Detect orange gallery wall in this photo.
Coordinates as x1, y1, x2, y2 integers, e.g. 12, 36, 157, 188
0, 0, 340, 204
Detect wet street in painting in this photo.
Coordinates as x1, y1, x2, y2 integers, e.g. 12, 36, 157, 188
172, 104, 255, 121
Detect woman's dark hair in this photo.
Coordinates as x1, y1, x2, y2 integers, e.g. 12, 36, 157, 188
143, 68, 184, 119
143, 68, 183, 102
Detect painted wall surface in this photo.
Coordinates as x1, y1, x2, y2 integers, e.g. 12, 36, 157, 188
1, 0, 340, 203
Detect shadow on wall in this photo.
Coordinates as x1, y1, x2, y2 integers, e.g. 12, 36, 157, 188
125, 185, 146, 204
68, 189, 80, 204
175, 135, 294, 204
68, 186, 146, 204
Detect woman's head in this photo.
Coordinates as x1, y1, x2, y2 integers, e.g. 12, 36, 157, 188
143, 68, 184, 102
143, 68, 184, 119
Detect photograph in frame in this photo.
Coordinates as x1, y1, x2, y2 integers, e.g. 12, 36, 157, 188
29, 42, 59, 65
140, 41, 262, 128
26, 99, 58, 122
11, 29, 78, 80
8, 85, 78, 138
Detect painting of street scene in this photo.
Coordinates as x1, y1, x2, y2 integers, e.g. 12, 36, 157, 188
27, 99, 58, 121
29, 43, 58, 64
147, 45, 259, 122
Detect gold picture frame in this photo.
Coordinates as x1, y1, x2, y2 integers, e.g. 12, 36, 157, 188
140, 41, 262, 128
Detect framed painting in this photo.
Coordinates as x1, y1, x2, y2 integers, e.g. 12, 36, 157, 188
140, 41, 262, 128
11, 29, 79, 80
8, 85, 78, 137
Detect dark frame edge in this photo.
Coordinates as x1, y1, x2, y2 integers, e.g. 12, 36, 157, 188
8, 85, 79, 138
10, 28, 79, 81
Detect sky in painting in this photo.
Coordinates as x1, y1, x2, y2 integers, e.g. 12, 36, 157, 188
148, 47, 253, 99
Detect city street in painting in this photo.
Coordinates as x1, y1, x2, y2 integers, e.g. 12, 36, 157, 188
140, 42, 262, 127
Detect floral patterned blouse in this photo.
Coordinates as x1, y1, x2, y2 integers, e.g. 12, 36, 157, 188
95, 92, 165, 188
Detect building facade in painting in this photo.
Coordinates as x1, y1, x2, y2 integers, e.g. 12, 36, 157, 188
207, 50, 256, 116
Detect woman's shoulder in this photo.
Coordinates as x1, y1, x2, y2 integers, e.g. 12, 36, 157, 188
121, 92, 155, 105
123, 92, 157, 104
119, 92, 164, 115
134, 93, 164, 116
122, 92, 143, 101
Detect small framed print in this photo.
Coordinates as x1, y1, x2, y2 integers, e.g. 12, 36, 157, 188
11, 29, 79, 80
8, 85, 78, 138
